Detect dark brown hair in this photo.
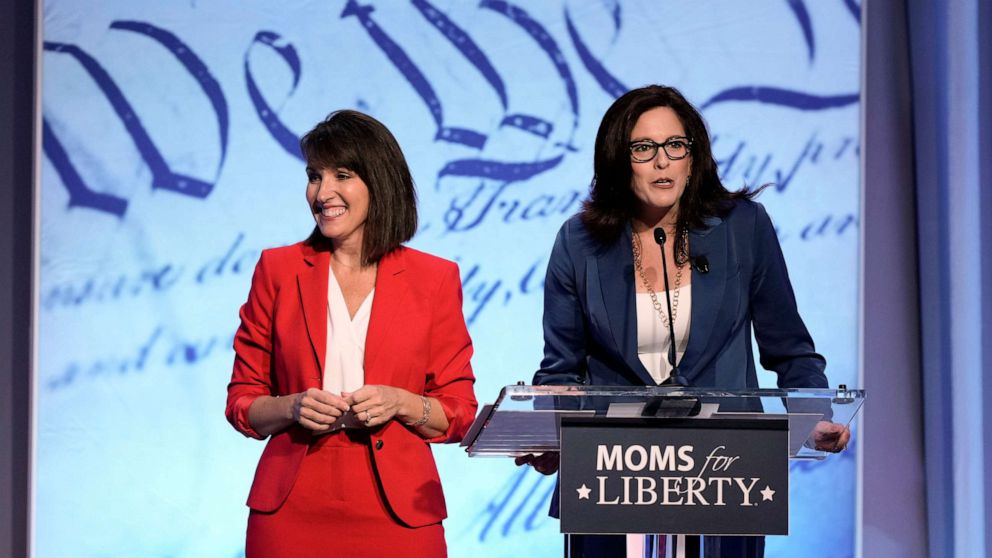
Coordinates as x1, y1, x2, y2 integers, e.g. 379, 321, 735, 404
299, 110, 418, 265
580, 85, 761, 249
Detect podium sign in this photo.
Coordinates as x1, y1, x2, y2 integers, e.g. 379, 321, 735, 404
559, 417, 789, 536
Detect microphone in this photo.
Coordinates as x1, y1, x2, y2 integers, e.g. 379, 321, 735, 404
694, 255, 709, 274
653, 228, 687, 386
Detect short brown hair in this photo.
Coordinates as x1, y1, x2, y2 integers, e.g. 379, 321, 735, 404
299, 110, 418, 265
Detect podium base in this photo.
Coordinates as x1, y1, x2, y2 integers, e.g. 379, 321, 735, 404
564, 534, 700, 558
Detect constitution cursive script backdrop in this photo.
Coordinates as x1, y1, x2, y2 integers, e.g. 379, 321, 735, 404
36, 1, 860, 556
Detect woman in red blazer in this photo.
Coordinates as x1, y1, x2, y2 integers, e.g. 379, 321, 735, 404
226, 110, 477, 558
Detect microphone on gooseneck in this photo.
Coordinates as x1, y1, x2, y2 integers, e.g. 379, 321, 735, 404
653, 228, 688, 386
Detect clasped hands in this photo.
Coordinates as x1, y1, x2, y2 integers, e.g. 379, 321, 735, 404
291, 385, 407, 433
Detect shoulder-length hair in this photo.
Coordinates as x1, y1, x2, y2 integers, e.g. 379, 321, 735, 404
580, 85, 760, 248
299, 110, 418, 266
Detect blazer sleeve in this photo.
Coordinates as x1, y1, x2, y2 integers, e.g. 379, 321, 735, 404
225, 250, 277, 440
748, 204, 828, 389
421, 263, 478, 443
534, 222, 589, 386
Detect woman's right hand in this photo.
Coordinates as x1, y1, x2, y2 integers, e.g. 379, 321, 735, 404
291, 388, 351, 433
514, 452, 560, 475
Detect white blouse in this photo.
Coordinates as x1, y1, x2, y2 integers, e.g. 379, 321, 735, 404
322, 266, 375, 395
635, 285, 692, 384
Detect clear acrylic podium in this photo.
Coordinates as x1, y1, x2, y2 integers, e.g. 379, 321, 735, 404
462, 384, 865, 557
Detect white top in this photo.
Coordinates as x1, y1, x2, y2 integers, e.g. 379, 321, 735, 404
322, 266, 375, 395
635, 285, 692, 384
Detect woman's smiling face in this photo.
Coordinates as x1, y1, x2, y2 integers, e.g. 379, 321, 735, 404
306, 165, 371, 247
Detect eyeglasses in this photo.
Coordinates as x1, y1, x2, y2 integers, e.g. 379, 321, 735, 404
629, 137, 693, 162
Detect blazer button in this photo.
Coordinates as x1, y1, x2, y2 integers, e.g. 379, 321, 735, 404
375, 439, 384, 450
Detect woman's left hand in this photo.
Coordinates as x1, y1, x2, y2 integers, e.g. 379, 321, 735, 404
812, 421, 851, 453
345, 385, 412, 428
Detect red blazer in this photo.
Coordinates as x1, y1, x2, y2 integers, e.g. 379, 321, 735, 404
226, 241, 477, 527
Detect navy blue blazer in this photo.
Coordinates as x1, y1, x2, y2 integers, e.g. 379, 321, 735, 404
536, 199, 827, 390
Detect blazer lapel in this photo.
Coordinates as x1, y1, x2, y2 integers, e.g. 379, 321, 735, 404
598, 224, 656, 386
364, 248, 408, 385
681, 215, 728, 382
298, 243, 330, 382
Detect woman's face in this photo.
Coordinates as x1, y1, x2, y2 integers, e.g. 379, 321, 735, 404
306, 165, 371, 247
628, 106, 692, 222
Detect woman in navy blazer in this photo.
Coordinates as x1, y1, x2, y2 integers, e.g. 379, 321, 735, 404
520, 86, 849, 558
537, 200, 825, 392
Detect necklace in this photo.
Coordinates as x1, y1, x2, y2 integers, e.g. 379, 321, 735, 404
631, 229, 687, 329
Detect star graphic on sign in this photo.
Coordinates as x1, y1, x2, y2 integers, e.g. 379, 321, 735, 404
760, 485, 775, 502
576, 484, 591, 500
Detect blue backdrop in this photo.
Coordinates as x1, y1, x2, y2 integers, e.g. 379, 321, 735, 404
36, 1, 860, 556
